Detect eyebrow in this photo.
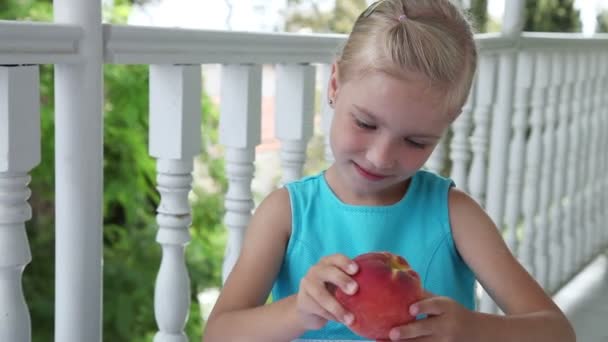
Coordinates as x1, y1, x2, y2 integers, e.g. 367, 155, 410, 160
352, 104, 442, 140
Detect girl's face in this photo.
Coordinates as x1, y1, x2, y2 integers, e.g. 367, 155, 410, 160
326, 65, 455, 205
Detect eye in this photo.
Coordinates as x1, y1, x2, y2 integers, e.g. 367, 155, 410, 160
404, 139, 426, 149
355, 118, 376, 130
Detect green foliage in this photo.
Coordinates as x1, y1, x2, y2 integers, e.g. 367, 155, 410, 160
467, 0, 488, 33
524, 0, 581, 32
597, 10, 608, 33
285, 0, 367, 33
5, 2, 227, 342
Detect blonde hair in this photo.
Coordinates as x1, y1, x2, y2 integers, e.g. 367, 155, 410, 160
337, 0, 478, 114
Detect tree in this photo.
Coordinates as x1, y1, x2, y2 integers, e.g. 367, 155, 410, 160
467, 0, 488, 33
2, 1, 226, 341
525, 0, 581, 32
284, 0, 367, 33
597, 10, 608, 33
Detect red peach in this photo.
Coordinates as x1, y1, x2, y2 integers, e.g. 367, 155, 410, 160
335, 251, 424, 340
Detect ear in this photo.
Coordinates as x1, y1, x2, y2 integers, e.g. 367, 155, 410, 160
327, 62, 340, 107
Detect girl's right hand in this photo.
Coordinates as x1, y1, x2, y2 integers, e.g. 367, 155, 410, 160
295, 254, 359, 330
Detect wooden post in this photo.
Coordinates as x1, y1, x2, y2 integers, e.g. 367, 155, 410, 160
0, 65, 40, 342
53, 0, 103, 340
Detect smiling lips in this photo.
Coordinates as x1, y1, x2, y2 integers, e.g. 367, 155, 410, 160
353, 162, 388, 181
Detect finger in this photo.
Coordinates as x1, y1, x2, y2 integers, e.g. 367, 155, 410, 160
306, 277, 354, 325
388, 318, 436, 340
320, 254, 359, 275
301, 290, 335, 322
409, 297, 447, 317
316, 264, 358, 295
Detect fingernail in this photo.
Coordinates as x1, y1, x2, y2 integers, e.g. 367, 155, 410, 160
389, 329, 400, 340
349, 263, 358, 274
410, 304, 418, 315
347, 282, 357, 294
344, 313, 354, 325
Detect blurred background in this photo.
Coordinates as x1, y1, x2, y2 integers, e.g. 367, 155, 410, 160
2, 0, 607, 341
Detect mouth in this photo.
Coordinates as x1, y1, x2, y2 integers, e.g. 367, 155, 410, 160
353, 162, 388, 181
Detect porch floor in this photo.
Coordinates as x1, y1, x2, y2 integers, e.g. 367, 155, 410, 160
554, 252, 608, 342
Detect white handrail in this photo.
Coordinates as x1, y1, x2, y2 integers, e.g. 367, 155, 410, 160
0, 20, 82, 64
103, 24, 345, 64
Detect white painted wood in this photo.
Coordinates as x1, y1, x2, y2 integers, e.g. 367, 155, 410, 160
564, 52, 581, 279
0, 67, 41, 173
504, 51, 533, 255
149, 65, 202, 159
501, 0, 526, 38
275, 64, 315, 184
0, 65, 40, 342
149, 64, 201, 342
524, 51, 548, 283
53, 0, 103, 340
480, 44, 522, 314
104, 25, 345, 65
536, 51, 556, 290
599, 51, 608, 250
153, 159, 193, 342
589, 51, 602, 256
484, 50, 521, 234
449, 75, 475, 191
573, 53, 588, 272
0, 21, 82, 64
549, 52, 568, 292
467, 54, 497, 206
218, 64, 262, 282
520, 33, 608, 49
320, 64, 334, 163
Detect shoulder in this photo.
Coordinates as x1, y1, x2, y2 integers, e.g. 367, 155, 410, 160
252, 187, 292, 239
447, 188, 493, 234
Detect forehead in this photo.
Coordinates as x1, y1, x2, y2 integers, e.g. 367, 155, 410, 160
341, 71, 454, 130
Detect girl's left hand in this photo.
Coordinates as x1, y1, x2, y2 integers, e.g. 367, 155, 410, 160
385, 292, 478, 341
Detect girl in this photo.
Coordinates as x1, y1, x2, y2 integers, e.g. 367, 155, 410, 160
203, 0, 575, 341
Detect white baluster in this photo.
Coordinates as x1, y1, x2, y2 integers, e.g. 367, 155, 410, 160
563, 53, 579, 278
480, 48, 520, 314
536, 51, 556, 290
587, 51, 602, 260
320, 64, 335, 163
0, 65, 40, 342
522, 51, 545, 280
574, 53, 589, 271
504, 52, 533, 255
582, 51, 599, 264
449, 73, 475, 190
550, 53, 569, 292
467, 55, 497, 206
218, 64, 262, 282
149, 64, 202, 342
275, 64, 316, 184
599, 52, 608, 249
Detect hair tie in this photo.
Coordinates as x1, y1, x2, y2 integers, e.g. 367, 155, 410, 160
398, 14, 407, 22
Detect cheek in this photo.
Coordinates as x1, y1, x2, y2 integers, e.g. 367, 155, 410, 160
398, 148, 434, 170
330, 116, 365, 154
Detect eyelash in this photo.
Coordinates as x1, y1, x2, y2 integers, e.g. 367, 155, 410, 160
355, 118, 376, 130
354, 117, 426, 149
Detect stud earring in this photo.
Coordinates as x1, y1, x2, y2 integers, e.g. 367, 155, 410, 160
329, 98, 334, 105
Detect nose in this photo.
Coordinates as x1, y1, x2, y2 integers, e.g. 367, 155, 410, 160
366, 136, 397, 171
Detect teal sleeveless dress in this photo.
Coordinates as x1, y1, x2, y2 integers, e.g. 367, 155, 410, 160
271, 170, 476, 341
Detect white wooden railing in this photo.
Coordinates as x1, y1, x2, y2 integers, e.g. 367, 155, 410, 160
1, 1, 608, 341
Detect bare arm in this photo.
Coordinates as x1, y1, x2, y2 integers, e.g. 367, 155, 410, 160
203, 188, 307, 341
449, 188, 575, 342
